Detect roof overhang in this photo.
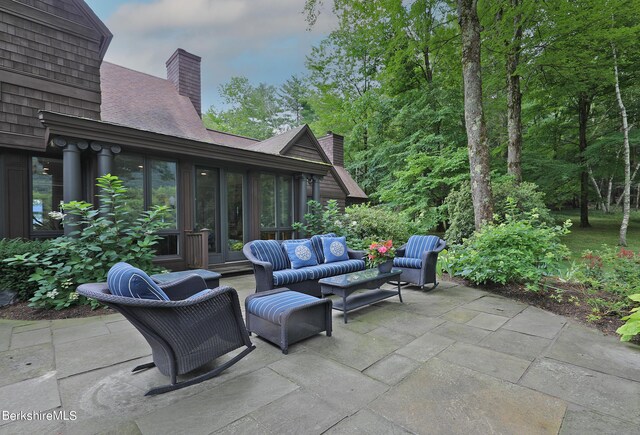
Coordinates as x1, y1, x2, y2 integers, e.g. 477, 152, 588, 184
39, 111, 332, 175
72, 0, 113, 58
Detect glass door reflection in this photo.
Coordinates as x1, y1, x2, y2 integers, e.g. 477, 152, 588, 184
225, 171, 245, 261
195, 167, 220, 262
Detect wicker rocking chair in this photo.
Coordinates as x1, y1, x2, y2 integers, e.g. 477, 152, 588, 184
77, 269, 255, 396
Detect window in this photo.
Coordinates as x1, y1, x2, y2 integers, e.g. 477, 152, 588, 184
195, 167, 219, 253
259, 173, 293, 240
31, 157, 63, 233
114, 155, 178, 255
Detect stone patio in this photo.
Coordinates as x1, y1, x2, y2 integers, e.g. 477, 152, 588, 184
1, 275, 639, 434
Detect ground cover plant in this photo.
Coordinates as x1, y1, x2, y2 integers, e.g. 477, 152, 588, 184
4, 175, 169, 310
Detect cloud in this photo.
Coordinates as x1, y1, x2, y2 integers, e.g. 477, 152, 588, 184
102, 0, 336, 108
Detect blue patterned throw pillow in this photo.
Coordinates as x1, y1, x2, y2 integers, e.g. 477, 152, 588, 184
284, 240, 318, 269
322, 236, 349, 263
107, 262, 169, 301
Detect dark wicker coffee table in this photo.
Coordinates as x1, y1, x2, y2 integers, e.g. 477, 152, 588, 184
319, 268, 403, 323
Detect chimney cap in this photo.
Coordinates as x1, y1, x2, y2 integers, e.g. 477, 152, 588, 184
166, 48, 201, 67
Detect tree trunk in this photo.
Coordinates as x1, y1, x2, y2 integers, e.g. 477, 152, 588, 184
636, 183, 640, 211
506, 0, 523, 183
588, 168, 607, 212
458, 0, 494, 230
615, 163, 640, 207
612, 45, 630, 246
605, 175, 613, 212
578, 93, 591, 228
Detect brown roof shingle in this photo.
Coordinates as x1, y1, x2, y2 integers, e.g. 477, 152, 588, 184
100, 62, 212, 142
206, 129, 259, 148
246, 125, 307, 154
334, 166, 367, 199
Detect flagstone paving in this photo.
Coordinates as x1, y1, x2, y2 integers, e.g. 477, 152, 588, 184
0, 275, 639, 434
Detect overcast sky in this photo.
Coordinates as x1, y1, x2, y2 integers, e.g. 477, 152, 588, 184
84, 0, 335, 110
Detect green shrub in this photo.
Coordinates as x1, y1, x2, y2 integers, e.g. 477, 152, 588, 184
444, 177, 553, 243
4, 175, 170, 310
0, 239, 52, 300
341, 203, 416, 250
577, 245, 640, 321
617, 293, 640, 342
444, 204, 571, 285
293, 200, 344, 237
293, 201, 418, 251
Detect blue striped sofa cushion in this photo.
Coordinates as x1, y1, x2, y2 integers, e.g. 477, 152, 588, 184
247, 291, 319, 324
394, 257, 422, 269
405, 235, 440, 259
303, 259, 365, 280
310, 233, 336, 264
107, 262, 169, 301
249, 240, 290, 271
272, 268, 314, 287
272, 259, 365, 286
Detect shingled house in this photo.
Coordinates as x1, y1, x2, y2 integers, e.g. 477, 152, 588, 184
0, 0, 366, 271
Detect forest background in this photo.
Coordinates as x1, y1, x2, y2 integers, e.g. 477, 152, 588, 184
203, 0, 640, 244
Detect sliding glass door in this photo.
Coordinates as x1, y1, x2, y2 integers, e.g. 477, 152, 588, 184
195, 167, 246, 263
224, 171, 245, 261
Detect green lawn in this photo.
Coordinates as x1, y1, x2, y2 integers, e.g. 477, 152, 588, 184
553, 209, 640, 259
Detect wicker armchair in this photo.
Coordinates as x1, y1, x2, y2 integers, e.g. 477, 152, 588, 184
77, 274, 255, 396
393, 235, 447, 290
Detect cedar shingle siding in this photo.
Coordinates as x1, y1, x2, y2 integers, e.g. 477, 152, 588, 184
0, 0, 106, 149
284, 134, 325, 162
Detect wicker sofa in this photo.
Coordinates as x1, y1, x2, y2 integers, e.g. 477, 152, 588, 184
243, 233, 365, 297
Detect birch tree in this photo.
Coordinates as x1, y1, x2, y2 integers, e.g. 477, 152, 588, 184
612, 45, 631, 245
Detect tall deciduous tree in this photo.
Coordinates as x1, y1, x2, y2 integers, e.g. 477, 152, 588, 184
505, 0, 523, 182
458, 0, 493, 228
613, 45, 631, 246
203, 76, 282, 140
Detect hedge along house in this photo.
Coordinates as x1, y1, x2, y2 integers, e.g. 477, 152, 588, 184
0, 0, 367, 272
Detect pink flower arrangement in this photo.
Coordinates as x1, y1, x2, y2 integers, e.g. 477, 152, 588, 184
367, 239, 396, 267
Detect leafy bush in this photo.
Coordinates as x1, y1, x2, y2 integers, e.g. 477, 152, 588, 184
576, 246, 640, 321
341, 203, 415, 250
293, 200, 344, 237
293, 201, 417, 251
0, 239, 52, 301
444, 205, 571, 285
4, 175, 169, 310
444, 177, 553, 243
617, 293, 640, 342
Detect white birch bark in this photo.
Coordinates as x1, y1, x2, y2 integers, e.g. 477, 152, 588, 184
612, 45, 630, 246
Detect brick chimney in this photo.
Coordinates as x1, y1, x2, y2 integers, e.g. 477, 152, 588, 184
318, 131, 344, 166
166, 48, 201, 117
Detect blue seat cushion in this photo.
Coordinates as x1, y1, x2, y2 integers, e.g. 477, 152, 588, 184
394, 257, 422, 269
303, 260, 366, 280
405, 235, 440, 259
310, 233, 335, 264
107, 262, 169, 301
283, 240, 318, 269
247, 291, 319, 324
322, 236, 349, 263
272, 259, 365, 286
249, 240, 290, 271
